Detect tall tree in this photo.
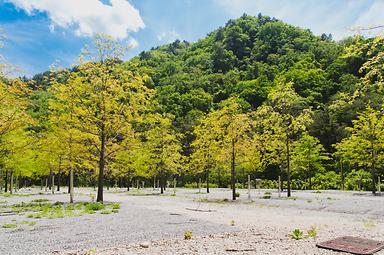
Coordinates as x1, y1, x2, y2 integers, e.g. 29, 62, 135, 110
261, 80, 312, 196
291, 132, 329, 189
50, 34, 153, 202
335, 104, 384, 194
145, 113, 184, 194
193, 98, 250, 200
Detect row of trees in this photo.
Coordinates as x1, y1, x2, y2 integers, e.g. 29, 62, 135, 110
1, 15, 384, 201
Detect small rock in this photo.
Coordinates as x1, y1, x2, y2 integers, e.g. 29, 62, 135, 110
140, 241, 150, 248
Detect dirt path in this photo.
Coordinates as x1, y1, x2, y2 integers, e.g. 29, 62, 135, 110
1, 188, 383, 254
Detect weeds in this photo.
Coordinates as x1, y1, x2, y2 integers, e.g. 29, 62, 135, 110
1, 201, 120, 219
31, 199, 50, 203
289, 226, 317, 240
307, 226, 317, 238
2, 223, 17, 228
262, 191, 271, 199
289, 229, 304, 240
184, 230, 192, 240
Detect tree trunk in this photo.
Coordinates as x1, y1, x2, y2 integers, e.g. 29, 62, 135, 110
5, 170, 8, 192
97, 129, 106, 202
57, 173, 60, 192
69, 168, 74, 203
0, 167, 3, 193
10, 170, 13, 194
67, 174, 70, 193
286, 138, 291, 197
49, 169, 53, 190
57, 158, 62, 192
231, 139, 236, 201
52, 174, 55, 194
206, 170, 210, 193
18, 174, 22, 190
160, 174, 164, 194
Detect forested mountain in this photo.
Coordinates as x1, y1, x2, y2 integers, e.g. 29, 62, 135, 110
126, 14, 364, 150
2, 14, 384, 200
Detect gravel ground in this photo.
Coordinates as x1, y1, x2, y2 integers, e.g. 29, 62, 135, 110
1, 187, 383, 255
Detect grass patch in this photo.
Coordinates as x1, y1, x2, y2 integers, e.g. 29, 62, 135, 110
262, 191, 272, 199
31, 198, 50, 203
2, 223, 17, 228
0, 193, 31, 198
110, 203, 120, 210
1, 201, 121, 219
85, 202, 105, 211
197, 197, 229, 204
20, 220, 37, 226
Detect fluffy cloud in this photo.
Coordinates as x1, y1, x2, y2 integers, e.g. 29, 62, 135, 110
8, 0, 145, 39
215, 0, 384, 40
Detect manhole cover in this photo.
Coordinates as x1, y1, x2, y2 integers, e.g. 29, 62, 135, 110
317, 236, 384, 255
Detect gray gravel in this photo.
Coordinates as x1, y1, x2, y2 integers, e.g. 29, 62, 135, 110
0, 187, 383, 255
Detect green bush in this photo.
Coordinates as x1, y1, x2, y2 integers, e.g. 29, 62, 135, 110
235, 183, 245, 189
85, 202, 105, 211
184, 182, 218, 188
312, 171, 341, 190
289, 229, 304, 240
184, 230, 192, 240
259, 180, 278, 189
344, 169, 372, 191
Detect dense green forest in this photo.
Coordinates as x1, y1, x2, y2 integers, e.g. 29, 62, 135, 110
1, 14, 384, 201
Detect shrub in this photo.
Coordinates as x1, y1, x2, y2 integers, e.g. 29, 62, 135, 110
312, 171, 341, 190
345, 169, 372, 191
85, 202, 105, 211
307, 226, 317, 238
235, 192, 240, 198
289, 229, 304, 240
184, 230, 192, 240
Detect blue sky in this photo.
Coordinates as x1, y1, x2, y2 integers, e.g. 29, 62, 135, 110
0, 0, 383, 77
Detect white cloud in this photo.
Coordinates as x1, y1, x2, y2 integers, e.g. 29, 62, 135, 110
215, 0, 384, 40
157, 30, 180, 43
8, 0, 145, 39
